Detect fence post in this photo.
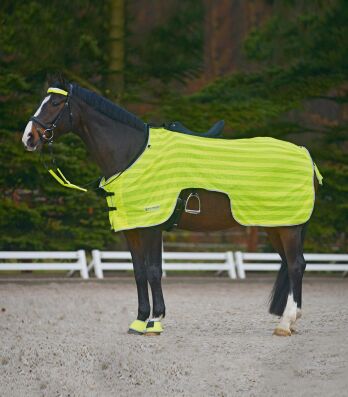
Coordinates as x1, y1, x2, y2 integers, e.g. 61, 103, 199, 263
235, 251, 246, 279
226, 251, 237, 280
78, 250, 89, 279
92, 250, 104, 279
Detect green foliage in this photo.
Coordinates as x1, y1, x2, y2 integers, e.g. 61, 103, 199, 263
0, 128, 117, 251
0, 0, 204, 251
154, 66, 343, 134
0, 1, 117, 250
125, 0, 204, 90
150, 0, 348, 252
244, 0, 348, 72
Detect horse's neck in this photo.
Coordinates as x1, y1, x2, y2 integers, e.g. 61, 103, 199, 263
72, 99, 146, 178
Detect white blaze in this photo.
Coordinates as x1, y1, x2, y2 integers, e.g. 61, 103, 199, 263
22, 95, 51, 148
33, 95, 51, 117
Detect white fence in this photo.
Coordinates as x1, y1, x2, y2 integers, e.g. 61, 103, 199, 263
0, 251, 89, 279
235, 252, 348, 279
90, 250, 236, 279
0, 251, 347, 279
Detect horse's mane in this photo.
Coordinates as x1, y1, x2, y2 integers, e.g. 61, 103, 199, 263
48, 76, 146, 133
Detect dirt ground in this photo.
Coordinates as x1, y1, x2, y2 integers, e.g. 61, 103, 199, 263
0, 277, 347, 397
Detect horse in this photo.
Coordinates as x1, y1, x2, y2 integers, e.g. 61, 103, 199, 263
22, 79, 321, 337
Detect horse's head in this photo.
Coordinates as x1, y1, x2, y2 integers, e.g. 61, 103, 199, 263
22, 80, 73, 151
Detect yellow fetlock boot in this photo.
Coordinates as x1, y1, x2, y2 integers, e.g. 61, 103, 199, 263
128, 319, 147, 335
144, 320, 163, 336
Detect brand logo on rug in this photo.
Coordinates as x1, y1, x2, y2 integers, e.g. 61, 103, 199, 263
145, 205, 160, 212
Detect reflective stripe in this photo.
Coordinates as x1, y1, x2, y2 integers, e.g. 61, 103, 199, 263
47, 87, 68, 96
48, 168, 87, 192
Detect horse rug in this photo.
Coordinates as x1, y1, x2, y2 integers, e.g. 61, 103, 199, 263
101, 128, 322, 232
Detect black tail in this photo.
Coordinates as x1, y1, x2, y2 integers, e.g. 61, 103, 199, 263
269, 261, 290, 316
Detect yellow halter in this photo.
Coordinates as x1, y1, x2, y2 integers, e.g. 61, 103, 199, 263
47, 87, 68, 96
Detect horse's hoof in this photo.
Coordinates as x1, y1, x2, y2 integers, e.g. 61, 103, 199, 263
144, 332, 161, 336
128, 319, 147, 335
273, 327, 291, 336
144, 320, 163, 335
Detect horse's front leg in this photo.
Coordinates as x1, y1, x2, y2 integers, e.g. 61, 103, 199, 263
124, 228, 165, 335
124, 229, 151, 335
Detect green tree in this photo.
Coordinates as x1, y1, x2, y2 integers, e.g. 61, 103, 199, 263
0, 0, 204, 250
152, 0, 348, 251
108, 0, 125, 97
0, 1, 117, 250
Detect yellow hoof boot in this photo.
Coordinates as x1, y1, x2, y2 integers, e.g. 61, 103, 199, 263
144, 320, 163, 336
128, 320, 147, 335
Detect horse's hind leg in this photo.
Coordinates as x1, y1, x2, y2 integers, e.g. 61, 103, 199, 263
267, 228, 289, 317
141, 228, 165, 335
273, 225, 305, 336
289, 223, 308, 331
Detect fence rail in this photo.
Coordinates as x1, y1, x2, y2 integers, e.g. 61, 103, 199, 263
90, 250, 237, 279
0, 250, 89, 279
0, 251, 347, 279
235, 251, 348, 279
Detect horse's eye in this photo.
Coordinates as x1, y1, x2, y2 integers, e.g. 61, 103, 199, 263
52, 101, 60, 106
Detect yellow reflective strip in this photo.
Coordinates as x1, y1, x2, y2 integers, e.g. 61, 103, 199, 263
48, 169, 87, 192
47, 87, 68, 96
49, 169, 67, 185
57, 168, 70, 184
64, 183, 87, 192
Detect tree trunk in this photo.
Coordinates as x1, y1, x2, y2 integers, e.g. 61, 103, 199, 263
109, 0, 125, 97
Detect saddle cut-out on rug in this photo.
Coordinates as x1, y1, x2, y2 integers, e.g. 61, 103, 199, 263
101, 128, 322, 232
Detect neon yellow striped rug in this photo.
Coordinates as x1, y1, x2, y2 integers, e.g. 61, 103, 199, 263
101, 128, 321, 232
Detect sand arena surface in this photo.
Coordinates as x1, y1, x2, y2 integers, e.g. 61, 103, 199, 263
0, 277, 347, 397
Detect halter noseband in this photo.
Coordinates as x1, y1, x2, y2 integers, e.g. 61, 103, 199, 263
30, 86, 73, 143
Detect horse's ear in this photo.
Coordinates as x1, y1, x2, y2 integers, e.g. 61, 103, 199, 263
47, 72, 69, 90
57, 73, 67, 88
47, 73, 55, 87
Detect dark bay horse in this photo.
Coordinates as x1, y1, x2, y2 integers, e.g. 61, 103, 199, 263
22, 80, 320, 337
